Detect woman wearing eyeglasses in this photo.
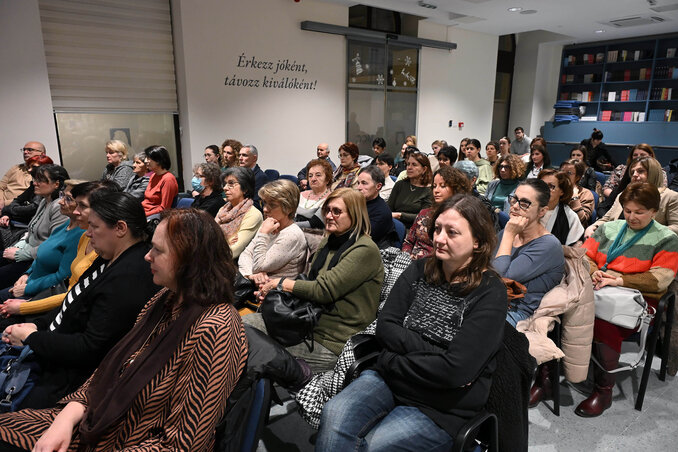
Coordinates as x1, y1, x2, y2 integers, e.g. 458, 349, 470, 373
494, 179, 565, 326
216, 167, 263, 260
331, 142, 362, 190
537, 170, 585, 246
485, 154, 525, 214
248, 188, 383, 372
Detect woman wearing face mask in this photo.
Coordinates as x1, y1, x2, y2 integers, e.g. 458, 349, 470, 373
586, 157, 678, 238
123, 153, 150, 200
493, 179, 565, 326
464, 139, 493, 195
191, 163, 225, 218
0, 181, 118, 321
402, 166, 471, 260
537, 169, 585, 246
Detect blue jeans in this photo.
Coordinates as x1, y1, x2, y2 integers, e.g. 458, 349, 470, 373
316, 370, 453, 452
506, 306, 531, 327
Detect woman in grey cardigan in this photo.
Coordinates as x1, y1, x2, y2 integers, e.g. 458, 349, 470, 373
123, 153, 151, 200
0, 165, 69, 289
102, 140, 135, 190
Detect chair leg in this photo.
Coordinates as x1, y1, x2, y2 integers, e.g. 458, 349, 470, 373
660, 295, 675, 381
636, 312, 663, 411
550, 358, 560, 416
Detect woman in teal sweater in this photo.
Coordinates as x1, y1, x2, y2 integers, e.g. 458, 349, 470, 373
485, 154, 526, 214
250, 188, 384, 372
0, 181, 84, 302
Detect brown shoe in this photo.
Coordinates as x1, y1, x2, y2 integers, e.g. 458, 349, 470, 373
574, 385, 613, 417
574, 342, 619, 418
529, 364, 552, 408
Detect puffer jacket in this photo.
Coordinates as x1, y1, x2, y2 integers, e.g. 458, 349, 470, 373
515, 245, 595, 383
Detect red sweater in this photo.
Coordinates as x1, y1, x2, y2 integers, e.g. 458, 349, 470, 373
142, 172, 178, 216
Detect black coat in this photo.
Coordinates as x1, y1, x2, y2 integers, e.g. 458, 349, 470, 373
22, 241, 161, 409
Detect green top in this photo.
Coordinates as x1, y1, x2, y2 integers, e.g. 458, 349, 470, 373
292, 234, 384, 354
474, 158, 493, 195
388, 179, 432, 229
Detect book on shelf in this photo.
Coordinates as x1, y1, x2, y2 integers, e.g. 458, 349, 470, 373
623, 111, 633, 121
596, 53, 605, 63
629, 89, 638, 101
581, 116, 598, 121
600, 110, 612, 121
649, 109, 665, 121
634, 50, 641, 61
608, 91, 617, 102
621, 90, 630, 101
639, 112, 646, 122
623, 69, 631, 81
621, 50, 628, 62
667, 48, 677, 58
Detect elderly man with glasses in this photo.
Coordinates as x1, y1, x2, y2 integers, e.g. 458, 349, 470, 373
0, 142, 46, 209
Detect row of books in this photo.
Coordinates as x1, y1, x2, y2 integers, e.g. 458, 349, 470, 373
599, 110, 646, 122
602, 89, 648, 102
603, 68, 652, 82
649, 109, 678, 122
560, 91, 596, 101
651, 87, 677, 101
560, 73, 600, 84
654, 65, 678, 79
607, 49, 653, 63
667, 48, 677, 58
563, 53, 604, 66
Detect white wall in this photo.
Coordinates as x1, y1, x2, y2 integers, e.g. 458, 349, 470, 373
0, 0, 59, 175
417, 22, 498, 151
172, 0, 348, 182
509, 31, 567, 138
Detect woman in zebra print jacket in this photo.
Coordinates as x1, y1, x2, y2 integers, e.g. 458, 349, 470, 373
0, 208, 248, 451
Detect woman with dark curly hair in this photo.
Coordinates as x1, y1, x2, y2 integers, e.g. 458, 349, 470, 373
220, 138, 242, 169
485, 154, 525, 214
402, 166, 470, 260
192, 163, 225, 217
332, 142, 362, 190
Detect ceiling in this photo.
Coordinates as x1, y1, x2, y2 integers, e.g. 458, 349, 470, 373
324, 0, 678, 43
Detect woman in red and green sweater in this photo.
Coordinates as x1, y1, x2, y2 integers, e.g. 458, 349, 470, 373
576, 182, 678, 418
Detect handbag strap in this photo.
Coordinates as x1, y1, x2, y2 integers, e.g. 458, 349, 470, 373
591, 306, 655, 374
0, 346, 33, 411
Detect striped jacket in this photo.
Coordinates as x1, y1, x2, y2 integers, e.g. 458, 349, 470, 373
583, 219, 678, 299
0, 291, 248, 451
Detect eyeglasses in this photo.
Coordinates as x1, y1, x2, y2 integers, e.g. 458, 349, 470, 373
261, 201, 280, 210
59, 191, 75, 204
338, 152, 351, 158
21, 147, 41, 153
507, 195, 532, 210
499, 165, 510, 170
326, 207, 343, 217
224, 181, 240, 189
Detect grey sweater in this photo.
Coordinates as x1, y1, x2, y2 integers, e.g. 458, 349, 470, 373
15, 197, 68, 261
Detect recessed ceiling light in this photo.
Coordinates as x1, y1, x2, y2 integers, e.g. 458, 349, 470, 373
508, 7, 523, 12
595, 29, 606, 33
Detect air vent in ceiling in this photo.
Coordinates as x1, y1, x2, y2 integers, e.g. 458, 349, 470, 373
447, 12, 485, 24
650, 3, 678, 13
602, 15, 666, 27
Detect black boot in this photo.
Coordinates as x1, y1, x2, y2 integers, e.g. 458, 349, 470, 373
575, 342, 619, 417
529, 364, 552, 408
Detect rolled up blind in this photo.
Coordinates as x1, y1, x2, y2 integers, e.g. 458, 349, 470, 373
39, 0, 177, 112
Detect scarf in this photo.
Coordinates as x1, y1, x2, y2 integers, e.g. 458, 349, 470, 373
601, 220, 654, 271
217, 198, 254, 239
78, 288, 206, 445
308, 230, 357, 280
551, 203, 571, 245
332, 165, 360, 189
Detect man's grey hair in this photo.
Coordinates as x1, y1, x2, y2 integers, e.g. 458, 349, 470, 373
360, 165, 384, 188
243, 144, 258, 156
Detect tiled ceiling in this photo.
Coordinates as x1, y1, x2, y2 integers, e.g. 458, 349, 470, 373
324, 0, 678, 42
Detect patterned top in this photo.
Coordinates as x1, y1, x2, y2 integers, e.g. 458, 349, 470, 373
583, 219, 678, 300
0, 292, 248, 451
402, 208, 433, 260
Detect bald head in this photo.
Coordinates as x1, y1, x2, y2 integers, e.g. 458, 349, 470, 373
317, 143, 330, 159
22, 141, 46, 163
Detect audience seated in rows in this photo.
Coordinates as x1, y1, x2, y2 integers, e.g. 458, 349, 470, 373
0, 209, 246, 450
453, 160, 499, 230
428, 139, 447, 173
316, 195, 507, 450
141, 145, 178, 217
576, 182, 678, 417
355, 166, 396, 248
560, 159, 595, 227
0, 181, 117, 320
244, 188, 383, 372
0, 179, 84, 303
602, 143, 666, 199
370, 137, 387, 166
463, 138, 492, 195
101, 140, 134, 190
239, 144, 269, 208
392, 136, 417, 177
216, 167, 263, 259
435, 145, 457, 167
0, 165, 70, 290
403, 166, 471, 260
122, 153, 150, 200
525, 142, 551, 179
191, 163, 225, 217
485, 140, 500, 167
494, 179, 565, 326
485, 153, 525, 214
0, 142, 46, 209
239, 180, 307, 288
587, 157, 678, 237
297, 143, 336, 190
538, 169, 585, 246
388, 152, 432, 230
203, 144, 221, 167
569, 146, 599, 193
499, 136, 511, 157
331, 142, 361, 190
0, 192, 160, 411
295, 159, 332, 229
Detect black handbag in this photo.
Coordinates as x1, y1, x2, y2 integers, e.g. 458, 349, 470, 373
233, 271, 256, 310
261, 275, 325, 351
0, 345, 39, 412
